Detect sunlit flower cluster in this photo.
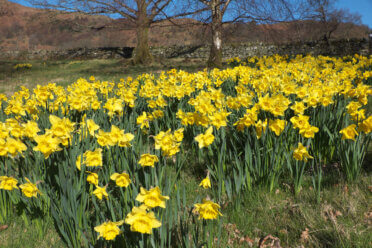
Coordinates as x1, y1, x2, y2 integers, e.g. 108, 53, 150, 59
0, 54, 371, 245
13, 63, 32, 70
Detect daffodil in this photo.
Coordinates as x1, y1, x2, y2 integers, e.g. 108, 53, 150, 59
93, 185, 108, 200
0, 139, 7, 157
125, 206, 162, 234
290, 115, 310, 130
138, 154, 159, 167
0, 176, 18, 191
86, 171, 98, 185
153, 129, 181, 156
209, 111, 230, 130
104, 98, 123, 117
195, 126, 214, 148
19, 178, 41, 198
84, 148, 103, 167
86, 119, 100, 136
199, 175, 211, 189
173, 128, 184, 142
76, 148, 103, 171
117, 132, 134, 148
110, 172, 131, 187
299, 124, 319, 139
269, 119, 286, 136
339, 124, 358, 141
135, 186, 169, 209
193, 199, 222, 220
33, 133, 62, 159
290, 101, 307, 115
94, 220, 124, 240
137, 112, 150, 129
5, 138, 27, 157
358, 116, 372, 133
22, 120, 40, 139
293, 143, 313, 162
48, 115, 75, 146
96, 130, 116, 147
255, 119, 268, 139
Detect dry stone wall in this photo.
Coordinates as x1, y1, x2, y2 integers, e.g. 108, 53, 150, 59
0, 47, 134, 60
151, 39, 369, 58
0, 39, 369, 60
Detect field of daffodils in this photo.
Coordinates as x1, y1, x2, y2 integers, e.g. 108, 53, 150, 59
0, 54, 371, 247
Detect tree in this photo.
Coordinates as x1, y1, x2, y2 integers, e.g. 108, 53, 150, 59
188, 0, 300, 68
237, 0, 299, 23
204, 0, 232, 68
189, 0, 233, 68
301, 0, 361, 44
233, 0, 307, 43
29, 0, 188, 64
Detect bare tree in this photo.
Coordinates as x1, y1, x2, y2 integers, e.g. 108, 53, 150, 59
204, 0, 232, 68
29, 0, 192, 64
234, 0, 307, 42
187, 0, 303, 67
205, 0, 232, 68
183, 0, 234, 68
239, 0, 363, 44
237, 0, 300, 23
301, 0, 361, 44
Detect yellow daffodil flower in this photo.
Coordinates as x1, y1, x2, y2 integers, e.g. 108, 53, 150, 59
86, 171, 99, 185
293, 143, 313, 162
110, 172, 131, 187
93, 185, 108, 200
135, 186, 169, 209
195, 126, 214, 148
340, 124, 358, 141
19, 178, 41, 198
199, 175, 211, 189
94, 220, 124, 240
125, 206, 162, 234
138, 154, 159, 167
193, 199, 222, 220
0, 176, 18, 191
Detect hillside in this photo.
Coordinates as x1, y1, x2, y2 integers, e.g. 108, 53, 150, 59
0, 0, 370, 51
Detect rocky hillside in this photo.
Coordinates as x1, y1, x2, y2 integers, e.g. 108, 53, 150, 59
0, 0, 370, 51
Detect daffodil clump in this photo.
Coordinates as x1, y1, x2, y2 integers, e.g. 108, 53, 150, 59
13, 63, 32, 70
0, 54, 371, 247
0, 176, 40, 197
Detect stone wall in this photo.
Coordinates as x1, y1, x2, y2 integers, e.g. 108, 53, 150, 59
0, 47, 134, 60
151, 39, 370, 58
0, 38, 369, 60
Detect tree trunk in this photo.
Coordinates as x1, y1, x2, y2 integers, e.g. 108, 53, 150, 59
134, 23, 152, 65
133, 3, 152, 65
208, 0, 223, 68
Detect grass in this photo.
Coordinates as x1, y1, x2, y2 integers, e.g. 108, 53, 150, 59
180, 163, 372, 248
1, 180, 369, 247
0, 58, 371, 247
1, 171, 370, 247
0, 217, 65, 248
225, 177, 371, 247
0, 58, 206, 95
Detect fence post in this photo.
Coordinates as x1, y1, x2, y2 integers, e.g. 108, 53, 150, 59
369, 33, 372, 55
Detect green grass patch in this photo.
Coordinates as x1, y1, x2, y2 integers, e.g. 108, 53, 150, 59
0, 216, 65, 248
0, 58, 206, 95
2, 172, 370, 247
